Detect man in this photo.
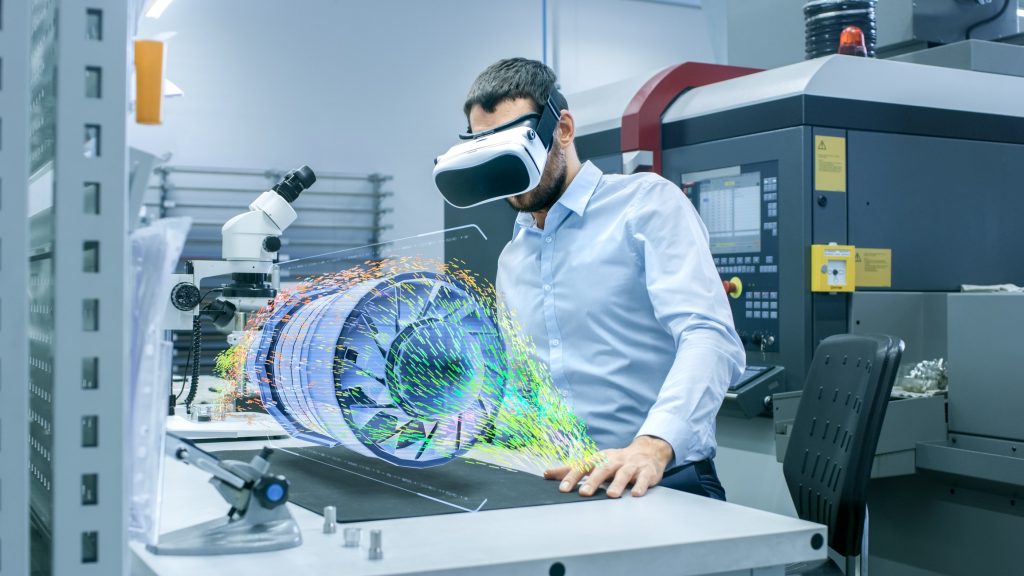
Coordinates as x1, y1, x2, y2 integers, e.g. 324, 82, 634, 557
462, 58, 744, 500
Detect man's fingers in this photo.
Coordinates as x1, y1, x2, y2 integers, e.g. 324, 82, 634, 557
604, 466, 637, 499
579, 464, 618, 497
543, 466, 571, 481
558, 468, 587, 493
631, 468, 657, 497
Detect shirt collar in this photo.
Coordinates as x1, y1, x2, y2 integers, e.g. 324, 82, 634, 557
512, 161, 603, 235
514, 210, 535, 231
557, 161, 602, 217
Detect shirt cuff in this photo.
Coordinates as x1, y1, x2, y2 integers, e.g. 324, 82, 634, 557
636, 409, 700, 470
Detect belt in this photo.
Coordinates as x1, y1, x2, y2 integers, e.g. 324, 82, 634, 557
665, 458, 715, 478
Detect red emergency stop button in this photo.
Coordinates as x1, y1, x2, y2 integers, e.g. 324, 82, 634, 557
723, 276, 743, 299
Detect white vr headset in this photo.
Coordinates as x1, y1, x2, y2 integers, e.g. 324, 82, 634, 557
433, 91, 563, 209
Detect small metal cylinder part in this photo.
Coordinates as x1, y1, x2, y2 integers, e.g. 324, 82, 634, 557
343, 527, 361, 548
194, 404, 214, 422
322, 506, 337, 534
368, 529, 383, 560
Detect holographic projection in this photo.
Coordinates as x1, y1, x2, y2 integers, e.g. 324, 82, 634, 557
218, 258, 601, 472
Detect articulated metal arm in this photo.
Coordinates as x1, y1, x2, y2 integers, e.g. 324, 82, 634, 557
164, 432, 246, 490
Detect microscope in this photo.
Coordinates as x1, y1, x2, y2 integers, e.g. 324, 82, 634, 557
164, 165, 316, 415
150, 166, 315, 556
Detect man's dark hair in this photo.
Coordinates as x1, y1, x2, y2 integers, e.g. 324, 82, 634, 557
464, 57, 568, 119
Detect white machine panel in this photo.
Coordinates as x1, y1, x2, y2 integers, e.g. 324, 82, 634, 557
663, 54, 1024, 123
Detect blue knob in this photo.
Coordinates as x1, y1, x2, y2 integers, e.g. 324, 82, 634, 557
266, 483, 285, 502
254, 475, 289, 508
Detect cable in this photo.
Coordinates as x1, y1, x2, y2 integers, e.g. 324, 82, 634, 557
175, 341, 192, 401
184, 315, 202, 414
199, 287, 224, 303
965, 0, 1011, 40
182, 288, 223, 414
173, 287, 223, 404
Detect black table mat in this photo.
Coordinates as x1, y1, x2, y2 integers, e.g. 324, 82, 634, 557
215, 445, 597, 522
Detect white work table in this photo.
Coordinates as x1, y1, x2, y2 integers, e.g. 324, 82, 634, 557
131, 439, 825, 576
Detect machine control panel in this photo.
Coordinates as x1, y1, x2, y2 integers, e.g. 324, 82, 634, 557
683, 162, 780, 353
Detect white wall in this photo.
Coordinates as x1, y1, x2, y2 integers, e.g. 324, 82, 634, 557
551, 0, 718, 92
724, 0, 805, 69
130, 0, 720, 251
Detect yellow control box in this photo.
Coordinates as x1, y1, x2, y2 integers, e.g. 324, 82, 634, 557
811, 244, 856, 292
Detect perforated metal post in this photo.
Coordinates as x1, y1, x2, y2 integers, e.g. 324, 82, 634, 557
0, 1, 33, 574
35, 1, 130, 574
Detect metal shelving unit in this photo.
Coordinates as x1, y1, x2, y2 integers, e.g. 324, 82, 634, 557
4, 2, 391, 572
0, 1, 33, 574
145, 165, 391, 267
22, 1, 131, 574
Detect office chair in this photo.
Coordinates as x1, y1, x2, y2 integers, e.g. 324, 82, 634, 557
783, 334, 903, 576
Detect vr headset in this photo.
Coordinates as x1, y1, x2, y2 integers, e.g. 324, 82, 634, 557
433, 91, 564, 209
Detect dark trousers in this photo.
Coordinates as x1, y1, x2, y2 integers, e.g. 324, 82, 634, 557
659, 459, 726, 501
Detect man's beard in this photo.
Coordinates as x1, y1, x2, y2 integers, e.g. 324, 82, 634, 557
506, 142, 567, 213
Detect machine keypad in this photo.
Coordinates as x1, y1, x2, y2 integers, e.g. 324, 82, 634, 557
744, 290, 778, 320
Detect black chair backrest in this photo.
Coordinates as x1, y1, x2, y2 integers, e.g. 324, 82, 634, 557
783, 334, 903, 558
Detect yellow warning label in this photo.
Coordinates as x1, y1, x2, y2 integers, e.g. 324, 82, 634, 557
856, 248, 892, 288
814, 135, 846, 193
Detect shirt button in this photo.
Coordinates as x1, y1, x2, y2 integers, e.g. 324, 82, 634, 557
550, 339, 561, 347
545, 236, 553, 244
543, 284, 552, 291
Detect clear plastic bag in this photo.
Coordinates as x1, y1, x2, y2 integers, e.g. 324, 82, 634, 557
128, 217, 191, 545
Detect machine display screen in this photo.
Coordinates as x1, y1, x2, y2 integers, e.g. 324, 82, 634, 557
681, 161, 779, 355
696, 172, 762, 255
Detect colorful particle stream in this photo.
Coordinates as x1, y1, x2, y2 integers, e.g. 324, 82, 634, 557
216, 257, 603, 473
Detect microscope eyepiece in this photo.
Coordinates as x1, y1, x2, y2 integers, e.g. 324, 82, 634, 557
273, 165, 316, 203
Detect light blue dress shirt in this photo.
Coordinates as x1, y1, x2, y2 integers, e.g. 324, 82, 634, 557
496, 161, 745, 468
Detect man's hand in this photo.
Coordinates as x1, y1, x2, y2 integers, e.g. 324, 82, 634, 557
543, 435, 674, 498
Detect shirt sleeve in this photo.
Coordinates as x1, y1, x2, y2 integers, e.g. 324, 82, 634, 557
626, 176, 746, 468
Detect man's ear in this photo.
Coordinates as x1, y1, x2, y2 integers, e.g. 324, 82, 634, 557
556, 110, 575, 148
